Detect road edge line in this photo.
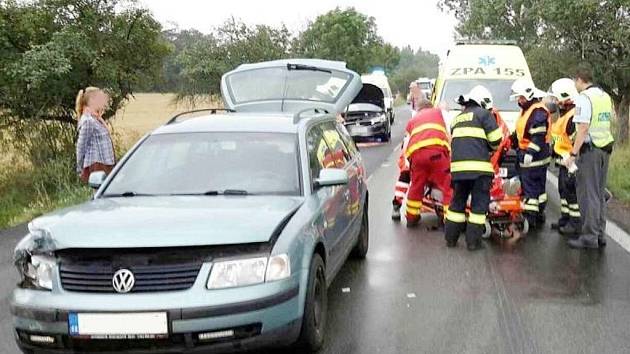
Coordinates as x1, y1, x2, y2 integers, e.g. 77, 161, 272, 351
547, 172, 630, 252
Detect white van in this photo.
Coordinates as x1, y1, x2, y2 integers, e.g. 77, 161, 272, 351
362, 73, 395, 123
416, 77, 433, 99
432, 40, 533, 131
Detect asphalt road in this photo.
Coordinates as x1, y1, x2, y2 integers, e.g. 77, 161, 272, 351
2, 106, 630, 353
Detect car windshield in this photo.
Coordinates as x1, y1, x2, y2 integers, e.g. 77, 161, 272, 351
439, 79, 520, 112
103, 132, 300, 196
226, 67, 352, 104
418, 82, 431, 89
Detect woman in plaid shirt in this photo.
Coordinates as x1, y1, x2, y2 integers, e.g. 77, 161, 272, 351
75, 87, 115, 183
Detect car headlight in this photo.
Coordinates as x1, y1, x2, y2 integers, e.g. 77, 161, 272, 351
370, 114, 387, 125
14, 227, 57, 291
21, 255, 55, 290
207, 254, 291, 289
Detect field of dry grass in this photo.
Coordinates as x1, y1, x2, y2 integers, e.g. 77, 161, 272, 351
110, 93, 218, 147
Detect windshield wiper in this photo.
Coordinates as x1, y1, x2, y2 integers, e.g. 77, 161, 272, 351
103, 191, 154, 198
197, 189, 250, 196
223, 189, 250, 196
287, 63, 332, 74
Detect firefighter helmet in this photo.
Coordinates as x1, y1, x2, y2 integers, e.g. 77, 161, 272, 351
509, 78, 547, 101
550, 78, 578, 103
456, 85, 494, 110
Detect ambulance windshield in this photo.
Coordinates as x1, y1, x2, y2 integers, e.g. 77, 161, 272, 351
440, 79, 520, 112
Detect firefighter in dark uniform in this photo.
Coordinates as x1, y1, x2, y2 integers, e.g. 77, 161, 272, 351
549, 78, 581, 235
510, 78, 552, 230
445, 86, 503, 251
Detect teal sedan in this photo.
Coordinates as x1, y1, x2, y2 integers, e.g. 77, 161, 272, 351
11, 59, 369, 353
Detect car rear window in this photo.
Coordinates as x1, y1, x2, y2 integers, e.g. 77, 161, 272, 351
225, 67, 352, 104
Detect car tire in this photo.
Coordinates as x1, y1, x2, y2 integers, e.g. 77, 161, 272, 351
296, 253, 327, 352
352, 204, 369, 258
380, 124, 392, 143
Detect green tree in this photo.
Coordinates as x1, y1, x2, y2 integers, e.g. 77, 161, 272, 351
439, 0, 630, 143
294, 7, 382, 74
370, 43, 401, 74
174, 18, 292, 101
389, 46, 440, 94
0, 0, 170, 127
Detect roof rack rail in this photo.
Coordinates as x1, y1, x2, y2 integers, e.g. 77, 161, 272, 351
292, 108, 330, 124
455, 39, 518, 46
166, 108, 236, 124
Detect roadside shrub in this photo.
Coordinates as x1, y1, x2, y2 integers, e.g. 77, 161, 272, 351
0, 121, 91, 227
609, 143, 630, 203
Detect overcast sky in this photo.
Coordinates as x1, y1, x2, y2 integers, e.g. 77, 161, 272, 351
140, 0, 458, 59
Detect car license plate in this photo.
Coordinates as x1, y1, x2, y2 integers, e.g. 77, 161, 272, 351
352, 126, 369, 135
68, 312, 168, 339
498, 168, 508, 178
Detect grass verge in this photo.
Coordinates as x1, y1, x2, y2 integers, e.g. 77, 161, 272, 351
608, 143, 630, 203
0, 156, 92, 228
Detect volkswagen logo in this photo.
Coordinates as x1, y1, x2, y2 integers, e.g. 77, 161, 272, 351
112, 269, 135, 293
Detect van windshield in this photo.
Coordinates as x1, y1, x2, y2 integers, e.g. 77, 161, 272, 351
439, 79, 520, 112
418, 82, 431, 89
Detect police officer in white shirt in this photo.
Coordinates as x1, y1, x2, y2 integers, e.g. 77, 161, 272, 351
564, 66, 615, 249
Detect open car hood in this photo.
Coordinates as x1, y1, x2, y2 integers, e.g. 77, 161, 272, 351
221, 59, 362, 114
350, 83, 385, 109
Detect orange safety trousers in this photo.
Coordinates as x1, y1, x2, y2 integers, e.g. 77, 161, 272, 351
406, 146, 453, 222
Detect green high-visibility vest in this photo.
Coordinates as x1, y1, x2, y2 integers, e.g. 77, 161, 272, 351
582, 88, 615, 148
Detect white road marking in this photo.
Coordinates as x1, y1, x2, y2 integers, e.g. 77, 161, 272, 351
406, 293, 416, 298
547, 172, 630, 253
342, 287, 351, 293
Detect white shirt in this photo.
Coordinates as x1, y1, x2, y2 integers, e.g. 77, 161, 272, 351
573, 87, 603, 143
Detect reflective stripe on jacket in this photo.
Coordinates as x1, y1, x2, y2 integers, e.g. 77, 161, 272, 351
552, 108, 575, 158
404, 108, 450, 158
450, 105, 501, 180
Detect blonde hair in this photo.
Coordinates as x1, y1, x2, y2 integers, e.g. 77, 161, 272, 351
75, 87, 102, 120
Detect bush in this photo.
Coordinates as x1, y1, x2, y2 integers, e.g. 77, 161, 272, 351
608, 144, 630, 203
0, 120, 92, 228
0, 155, 92, 228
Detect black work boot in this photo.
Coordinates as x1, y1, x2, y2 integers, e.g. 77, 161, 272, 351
445, 221, 463, 247
598, 235, 607, 247
465, 224, 484, 251
391, 204, 401, 221
525, 213, 538, 231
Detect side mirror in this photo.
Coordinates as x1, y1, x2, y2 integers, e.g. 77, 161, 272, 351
88, 171, 107, 189
314, 168, 349, 189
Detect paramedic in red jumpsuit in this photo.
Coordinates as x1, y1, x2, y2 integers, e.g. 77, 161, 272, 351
403, 100, 452, 227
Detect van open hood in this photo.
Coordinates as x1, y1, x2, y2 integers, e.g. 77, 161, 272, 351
350, 83, 385, 109
221, 59, 362, 114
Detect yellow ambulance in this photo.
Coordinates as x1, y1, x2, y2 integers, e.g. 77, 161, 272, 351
432, 40, 533, 131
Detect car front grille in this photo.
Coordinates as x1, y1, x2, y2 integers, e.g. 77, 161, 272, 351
56, 245, 270, 294
59, 262, 202, 293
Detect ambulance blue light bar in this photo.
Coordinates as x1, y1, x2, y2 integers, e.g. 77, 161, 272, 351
455, 39, 518, 46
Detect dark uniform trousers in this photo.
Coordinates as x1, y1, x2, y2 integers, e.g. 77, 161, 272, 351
557, 165, 580, 228
445, 176, 492, 246
520, 164, 548, 226
576, 146, 610, 243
